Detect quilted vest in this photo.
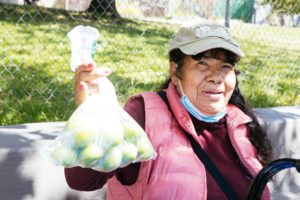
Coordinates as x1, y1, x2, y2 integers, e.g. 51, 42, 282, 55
106, 83, 270, 200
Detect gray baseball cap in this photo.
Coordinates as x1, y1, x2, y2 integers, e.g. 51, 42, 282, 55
167, 20, 244, 57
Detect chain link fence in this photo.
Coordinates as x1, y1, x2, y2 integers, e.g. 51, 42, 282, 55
0, 0, 299, 125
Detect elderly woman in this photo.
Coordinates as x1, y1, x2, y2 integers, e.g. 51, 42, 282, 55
65, 20, 273, 200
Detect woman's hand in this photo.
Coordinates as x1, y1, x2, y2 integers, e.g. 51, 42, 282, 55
74, 62, 112, 106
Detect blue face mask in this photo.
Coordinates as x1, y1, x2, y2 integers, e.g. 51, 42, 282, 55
177, 79, 226, 123
180, 95, 227, 123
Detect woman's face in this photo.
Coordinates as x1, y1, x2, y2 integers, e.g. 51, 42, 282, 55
171, 51, 236, 116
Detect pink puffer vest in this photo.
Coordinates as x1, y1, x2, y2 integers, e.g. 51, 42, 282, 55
106, 83, 270, 200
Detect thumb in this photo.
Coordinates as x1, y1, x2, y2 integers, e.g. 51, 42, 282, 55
75, 81, 88, 106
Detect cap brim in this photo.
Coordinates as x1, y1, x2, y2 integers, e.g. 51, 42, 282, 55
178, 38, 245, 57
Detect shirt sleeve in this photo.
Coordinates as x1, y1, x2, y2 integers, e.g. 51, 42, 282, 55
64, 167, 115, 191
64, 96, 145, 190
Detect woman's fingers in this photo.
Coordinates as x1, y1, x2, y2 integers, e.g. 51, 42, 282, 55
75, 62, 95, 75
74, 80, 100, 105
74, 62, 112, 105
75, 81, 88, 106
77, 68, 112, 82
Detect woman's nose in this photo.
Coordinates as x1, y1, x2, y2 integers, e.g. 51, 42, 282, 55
205, 67, 224, 84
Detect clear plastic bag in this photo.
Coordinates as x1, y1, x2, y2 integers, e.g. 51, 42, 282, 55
67, 25, 99, 71
43, 25, 156, 172
44, 77, 157, 172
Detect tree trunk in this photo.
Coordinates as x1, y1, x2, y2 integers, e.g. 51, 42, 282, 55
25, 0, 39, 4
88, 0, 121, 18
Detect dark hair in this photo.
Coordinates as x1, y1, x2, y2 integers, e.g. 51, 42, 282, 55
229, 81, 274, 165
161, 48, 274, 165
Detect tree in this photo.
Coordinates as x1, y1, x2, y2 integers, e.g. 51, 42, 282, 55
263, 0, 300, 14
88, 0, 121, 18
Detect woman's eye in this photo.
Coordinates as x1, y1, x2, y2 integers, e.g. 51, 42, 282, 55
197, 61, 208, 70
222, 65, 233, 70
198, 61, 206, 65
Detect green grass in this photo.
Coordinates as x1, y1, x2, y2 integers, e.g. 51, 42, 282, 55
231, 21, 300, 107
0, 4, 299, 125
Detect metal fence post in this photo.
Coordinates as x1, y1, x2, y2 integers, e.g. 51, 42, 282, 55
225, 0, 231, 28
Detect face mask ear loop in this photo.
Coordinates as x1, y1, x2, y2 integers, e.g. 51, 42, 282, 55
174, 63, 185, 97
177, 78, 185, 97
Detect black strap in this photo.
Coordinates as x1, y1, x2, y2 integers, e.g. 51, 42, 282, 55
157, 90, 238, 200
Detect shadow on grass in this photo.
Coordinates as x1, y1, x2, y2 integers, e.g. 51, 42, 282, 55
0, 3, 174, 125
0, 61, 75, 125
1, 3, 298, 126
0, 59, 166, 125
0, 3, 174, 36
0, 3, 130, 24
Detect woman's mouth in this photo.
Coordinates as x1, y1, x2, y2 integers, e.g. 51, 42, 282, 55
202, 90, 223, 100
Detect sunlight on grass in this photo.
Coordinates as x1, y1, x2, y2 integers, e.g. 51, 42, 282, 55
0, 4, 299, 125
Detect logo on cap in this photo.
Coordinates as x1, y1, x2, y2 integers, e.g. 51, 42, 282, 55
194, 25, 231, 40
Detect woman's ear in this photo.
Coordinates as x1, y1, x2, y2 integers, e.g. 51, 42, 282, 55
170, 62, 180, 86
